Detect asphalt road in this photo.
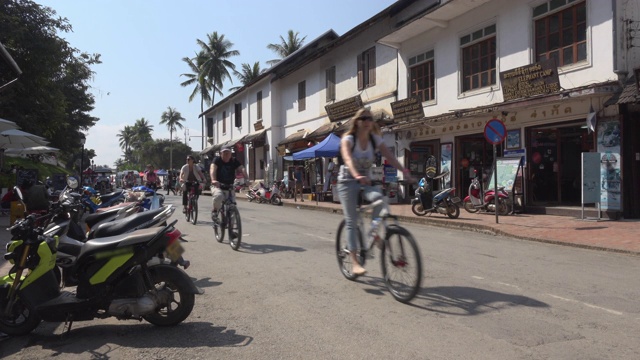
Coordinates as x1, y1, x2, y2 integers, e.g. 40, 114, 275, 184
2, 193, 639, 359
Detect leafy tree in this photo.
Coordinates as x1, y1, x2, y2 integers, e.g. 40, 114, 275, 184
117, 126, 135, 162
197, 32, 239, 102
0, 0, 100, 163
230, 62, 264, 91
159, 106, 185, 171
131, 118, 154, 148
266, 30, 307, 66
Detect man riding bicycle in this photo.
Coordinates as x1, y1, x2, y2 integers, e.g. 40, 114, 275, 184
210, 146, 248, 223
179, 155, 205, 214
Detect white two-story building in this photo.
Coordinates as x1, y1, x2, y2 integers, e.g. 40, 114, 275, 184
202, 0, 639, 219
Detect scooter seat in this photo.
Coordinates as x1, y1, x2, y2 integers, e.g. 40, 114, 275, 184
79, 227, 165, 258
99, 190, 124, 203
85, 208, 122, 229
88, 207, 165, 239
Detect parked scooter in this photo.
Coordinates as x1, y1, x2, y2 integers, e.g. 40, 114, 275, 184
0, 188, 202, 337
411, 171, 460, 219
81, 185, 126, 213
462, 170, 510, 215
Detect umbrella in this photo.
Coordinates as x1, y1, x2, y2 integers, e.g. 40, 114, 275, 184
0, 129, 48, 149
0, 118, 20, 132
4, 145, 59, 155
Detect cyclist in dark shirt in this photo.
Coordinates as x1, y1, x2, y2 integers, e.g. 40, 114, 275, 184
210, 146, 248, 222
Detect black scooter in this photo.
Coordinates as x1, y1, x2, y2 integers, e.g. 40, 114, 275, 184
0, 187, 202, 336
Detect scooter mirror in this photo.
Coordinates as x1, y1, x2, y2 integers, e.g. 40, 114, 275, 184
12, 186, 24, 202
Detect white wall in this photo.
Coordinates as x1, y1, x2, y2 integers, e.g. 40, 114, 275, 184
396, 0, 617, 117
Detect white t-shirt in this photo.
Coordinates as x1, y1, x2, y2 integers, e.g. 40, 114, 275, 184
338, 134, 382, 181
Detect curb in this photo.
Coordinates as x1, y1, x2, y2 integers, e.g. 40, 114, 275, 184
281, 201, 640, 257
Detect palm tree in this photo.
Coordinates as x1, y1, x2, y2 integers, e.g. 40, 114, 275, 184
132, 118, 154, 146
117, 126, 135, 162
266, 30, 307, 66
195, 32, 240, 148
160, 106, 185, 171
229, 62, 264, 91
180, 50, 212, 140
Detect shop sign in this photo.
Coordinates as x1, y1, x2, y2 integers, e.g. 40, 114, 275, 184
325, 95, 363, 122
253, 120, 264, 131
391, 96, 425, 123
500, 59, 560, 101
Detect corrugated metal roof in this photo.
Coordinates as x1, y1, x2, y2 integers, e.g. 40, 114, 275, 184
604, 75, 639, 106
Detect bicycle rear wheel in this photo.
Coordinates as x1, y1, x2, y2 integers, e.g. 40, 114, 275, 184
190, 198, 198, 225
228, 206, 242, 250
380, 225, 422, 303
335, 219, 364, 281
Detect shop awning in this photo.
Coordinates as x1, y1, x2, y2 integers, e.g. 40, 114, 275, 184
243, 129, 267, 143
307, 121, 338, 139
223, 136, 246, 148
200, 143, 221, 155
604, 75, 639, 106
278, 129, 310, 146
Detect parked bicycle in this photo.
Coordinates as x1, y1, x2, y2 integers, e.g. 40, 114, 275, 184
336, 194, 422, 303
213, 184, 242, 250
184, 181, 200, 225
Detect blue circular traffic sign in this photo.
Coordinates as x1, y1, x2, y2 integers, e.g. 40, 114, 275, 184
484, 118, 506, 145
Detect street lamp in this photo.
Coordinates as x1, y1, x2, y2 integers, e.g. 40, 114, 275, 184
79, 135, 86, 186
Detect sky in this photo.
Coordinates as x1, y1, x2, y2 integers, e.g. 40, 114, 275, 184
35, 0, 397, 168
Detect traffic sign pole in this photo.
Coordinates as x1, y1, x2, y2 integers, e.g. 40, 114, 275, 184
484, 118, 506, 224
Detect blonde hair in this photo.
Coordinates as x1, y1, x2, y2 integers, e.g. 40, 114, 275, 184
343, 108, 380, 137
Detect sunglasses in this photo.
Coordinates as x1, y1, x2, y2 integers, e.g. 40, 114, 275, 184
358, 116, 374, 122
186, 158, 194, 161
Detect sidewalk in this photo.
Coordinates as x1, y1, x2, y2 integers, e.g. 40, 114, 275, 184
280, 197, 640, 256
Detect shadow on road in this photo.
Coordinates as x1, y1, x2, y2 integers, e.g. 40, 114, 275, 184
0, 321, 252, 358
238, 242, 307, 254
358, 278, 548, 315
191, 276, 222, 289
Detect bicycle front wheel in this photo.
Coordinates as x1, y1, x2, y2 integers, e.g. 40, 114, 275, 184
185, 199, 191, 222
190, 198, 198, 225
380, 226, 422, 303
228, 206, 242, 251
214, 209, 225, 243
335, 219, 365, 281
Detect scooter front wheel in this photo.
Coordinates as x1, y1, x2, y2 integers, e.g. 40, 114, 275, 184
271, 195, 282, 206
463, 199, 479, 213
411, 202, 427, 216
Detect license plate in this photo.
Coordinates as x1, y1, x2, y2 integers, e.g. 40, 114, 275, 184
165, 241, 185, 262
451, 197, 461, 204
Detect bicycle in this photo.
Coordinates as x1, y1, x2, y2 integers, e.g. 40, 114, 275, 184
184, 181, 199, 225
336, 188, 422, 303
212, 184, 242, 250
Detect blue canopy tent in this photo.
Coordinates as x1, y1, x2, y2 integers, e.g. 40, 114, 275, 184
292, 133, 341, 160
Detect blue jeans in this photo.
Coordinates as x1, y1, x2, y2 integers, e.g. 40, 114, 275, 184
337, 180, 385, 251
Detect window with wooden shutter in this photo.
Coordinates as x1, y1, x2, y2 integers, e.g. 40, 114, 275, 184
235, 103, 242, 128
222, 111, 226, 134
298, 81, 306, 112
357, 47, 376, 90
257, 91, 263, 120
325, 66, 336, 102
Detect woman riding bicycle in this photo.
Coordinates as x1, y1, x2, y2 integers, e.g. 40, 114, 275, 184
338, 108, 413, 276
179, 155, 205, 214
210, 146, 248, 222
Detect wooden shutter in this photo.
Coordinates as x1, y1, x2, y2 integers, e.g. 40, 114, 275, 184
357, 53, 364, 90
368, 47, 376, 86
235, 103, 242, 128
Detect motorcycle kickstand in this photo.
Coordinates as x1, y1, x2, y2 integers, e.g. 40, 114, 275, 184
61, 314, 74, 337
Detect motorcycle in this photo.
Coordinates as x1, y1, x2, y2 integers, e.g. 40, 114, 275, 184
462, 170, 510, 215
246, 183, 261, 202
81, 185, 126, 214
0, 187, 202, 336
131, 185, 165, 210
411, 171, 460, 219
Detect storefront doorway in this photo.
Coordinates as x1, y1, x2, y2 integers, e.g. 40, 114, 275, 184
527, 122, 593, 205
407, 140, 438, 195
456, 134, 501, 198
